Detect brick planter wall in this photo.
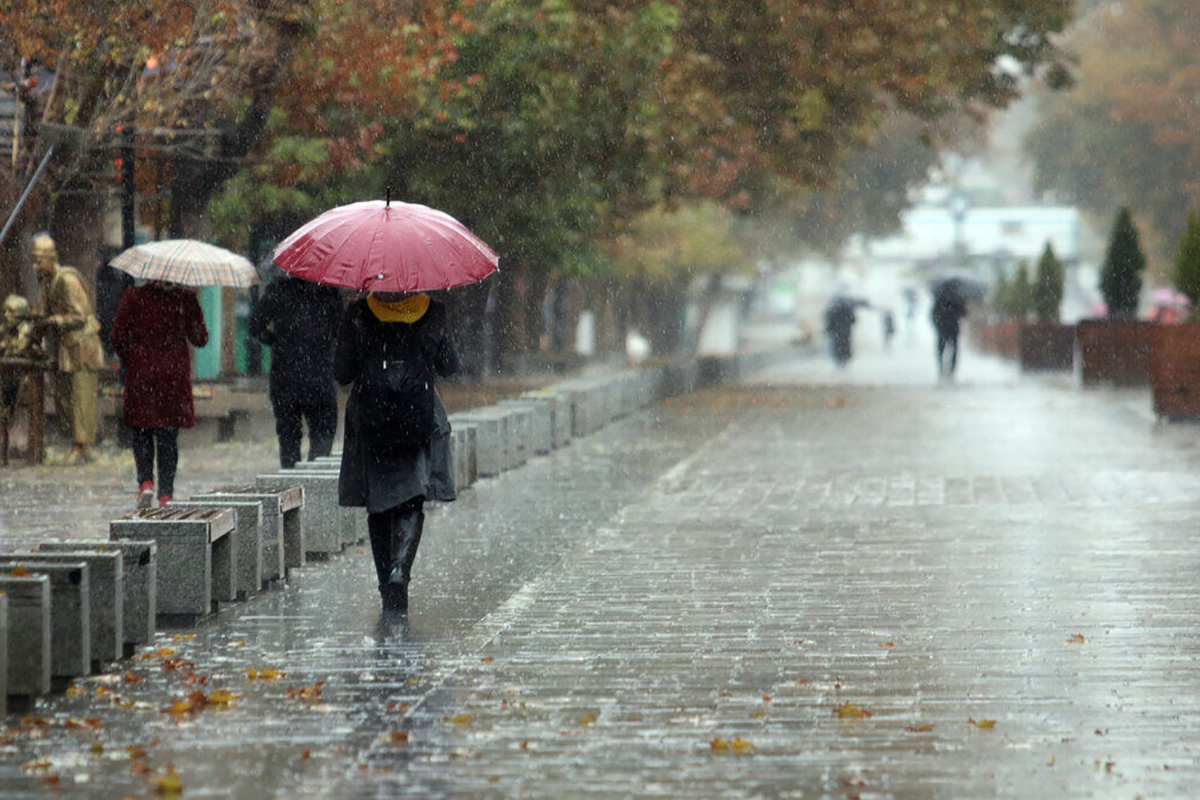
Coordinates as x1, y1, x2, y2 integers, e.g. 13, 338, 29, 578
1151, 323, 1200, 419
1078, 319, 1155, 386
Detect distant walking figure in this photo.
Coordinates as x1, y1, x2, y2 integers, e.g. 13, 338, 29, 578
931, 282, 969, 378
335, 291, 459, 613
824, 295, 864, 368
111, 281, 208, 507
249, 276, 343, 468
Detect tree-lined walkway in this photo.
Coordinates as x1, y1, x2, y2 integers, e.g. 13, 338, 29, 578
4, 344, 1200, 798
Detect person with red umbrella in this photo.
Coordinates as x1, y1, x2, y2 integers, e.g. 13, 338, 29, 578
274, 196, 498, 613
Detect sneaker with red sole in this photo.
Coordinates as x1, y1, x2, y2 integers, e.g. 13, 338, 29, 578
137, 481, 155, 510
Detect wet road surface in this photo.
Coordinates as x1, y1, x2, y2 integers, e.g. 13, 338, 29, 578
4, 341, 1200, 798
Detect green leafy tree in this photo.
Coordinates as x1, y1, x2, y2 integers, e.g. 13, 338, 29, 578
1100, 207, 1147, 319
1173, 210, 1200, 318
1033, 243, 1065, 323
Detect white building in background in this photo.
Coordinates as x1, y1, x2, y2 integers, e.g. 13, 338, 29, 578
847, 204, 1083, 265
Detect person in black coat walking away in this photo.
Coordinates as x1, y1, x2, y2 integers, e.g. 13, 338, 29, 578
334, 290, 459, 612
250, 276, 343, 468
931, 283, 969, 378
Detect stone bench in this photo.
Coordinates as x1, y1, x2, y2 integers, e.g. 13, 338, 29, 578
285, 465, 364, 546
110, 507, 236, 622
169, 500, 262, 598
256, 473, 342, 557
40, 541, 155, 652
199, 486, 300, 577
2, 550, 123, 668
0, 561, 89, 681
448, 410, 509, 477
0, 574, 50, 698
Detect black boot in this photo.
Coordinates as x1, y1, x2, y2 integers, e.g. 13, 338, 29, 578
389, 502, 425, 585
368, 510, 407, 612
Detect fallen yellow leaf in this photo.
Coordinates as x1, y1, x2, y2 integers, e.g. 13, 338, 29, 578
244, 668, 284, 681
208, 689, 240, 706
579, 713, 597, 725
905, 724, 935, 733
444, 714, 472, 726
969, 717, 997, 729
389, 731, 409, 745
837, 702, 873, 719
1067, 633, 1087, 644
148, 765, 183, 796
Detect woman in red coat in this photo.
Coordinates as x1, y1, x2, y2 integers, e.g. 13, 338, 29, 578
111, 281, 208, 508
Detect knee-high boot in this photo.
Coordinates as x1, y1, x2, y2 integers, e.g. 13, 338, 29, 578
381, 500, 424, 611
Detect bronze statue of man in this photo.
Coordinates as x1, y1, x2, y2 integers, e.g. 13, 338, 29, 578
31, 233, 104, 463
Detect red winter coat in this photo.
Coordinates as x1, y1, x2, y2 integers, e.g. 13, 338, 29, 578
111, 284, 209, 429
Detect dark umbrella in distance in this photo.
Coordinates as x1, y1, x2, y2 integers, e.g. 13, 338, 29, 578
929, 275, 988, 303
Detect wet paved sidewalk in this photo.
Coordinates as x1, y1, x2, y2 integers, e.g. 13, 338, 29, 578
5, 341, 1200, 798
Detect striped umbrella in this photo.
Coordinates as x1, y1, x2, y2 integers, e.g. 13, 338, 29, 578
110, 240, 258, 288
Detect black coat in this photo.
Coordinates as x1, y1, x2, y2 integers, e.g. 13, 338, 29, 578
334, 297, 459, 513
249, 278, 343, 399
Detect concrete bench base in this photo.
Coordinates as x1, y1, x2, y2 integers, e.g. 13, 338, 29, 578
0, 575, 50, 698
0, 561, 90, 681
40, 541, 155, 654
3, 551, 123, 668
256, 473, 341, 558
200, 485, 301, 578
110, 507, 236, 623
169, 500, 263, 599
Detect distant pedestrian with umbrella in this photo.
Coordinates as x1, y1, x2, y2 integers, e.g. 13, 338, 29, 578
274, 196, 498, 613
249, 275, 343, 468
109, 240, 256, 508
823, 294, 868, 367
931, 277, 977, 379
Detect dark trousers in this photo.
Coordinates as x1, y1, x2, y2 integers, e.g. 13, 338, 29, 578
272, 389, 337, 469
132, 427, 179, 497
366, 497, 425, 588
937, 328, 960, 376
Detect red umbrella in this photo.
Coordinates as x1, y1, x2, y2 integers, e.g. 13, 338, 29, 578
273, 199, 499, 292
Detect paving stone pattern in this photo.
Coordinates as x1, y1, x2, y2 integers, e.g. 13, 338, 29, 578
4, 353, 1200, 798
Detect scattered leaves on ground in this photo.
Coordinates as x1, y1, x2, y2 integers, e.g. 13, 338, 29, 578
286, 681, 325, 701
710, 737, 755, 755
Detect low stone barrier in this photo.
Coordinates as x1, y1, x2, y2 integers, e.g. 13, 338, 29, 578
0, 560, 90, 680
168, 500, 263, 599
285, 465, 364, 546
200, 486, 301, 575
448, 411, 508, 477
0, 593, 6, 714
519, 390, 570, 449
110, 507, 236, 621
41, 541, 156, 651
0, 574, 50, 697
2, 551, 123, 668
257, 473, 341, 557
499, 398, 554, 455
